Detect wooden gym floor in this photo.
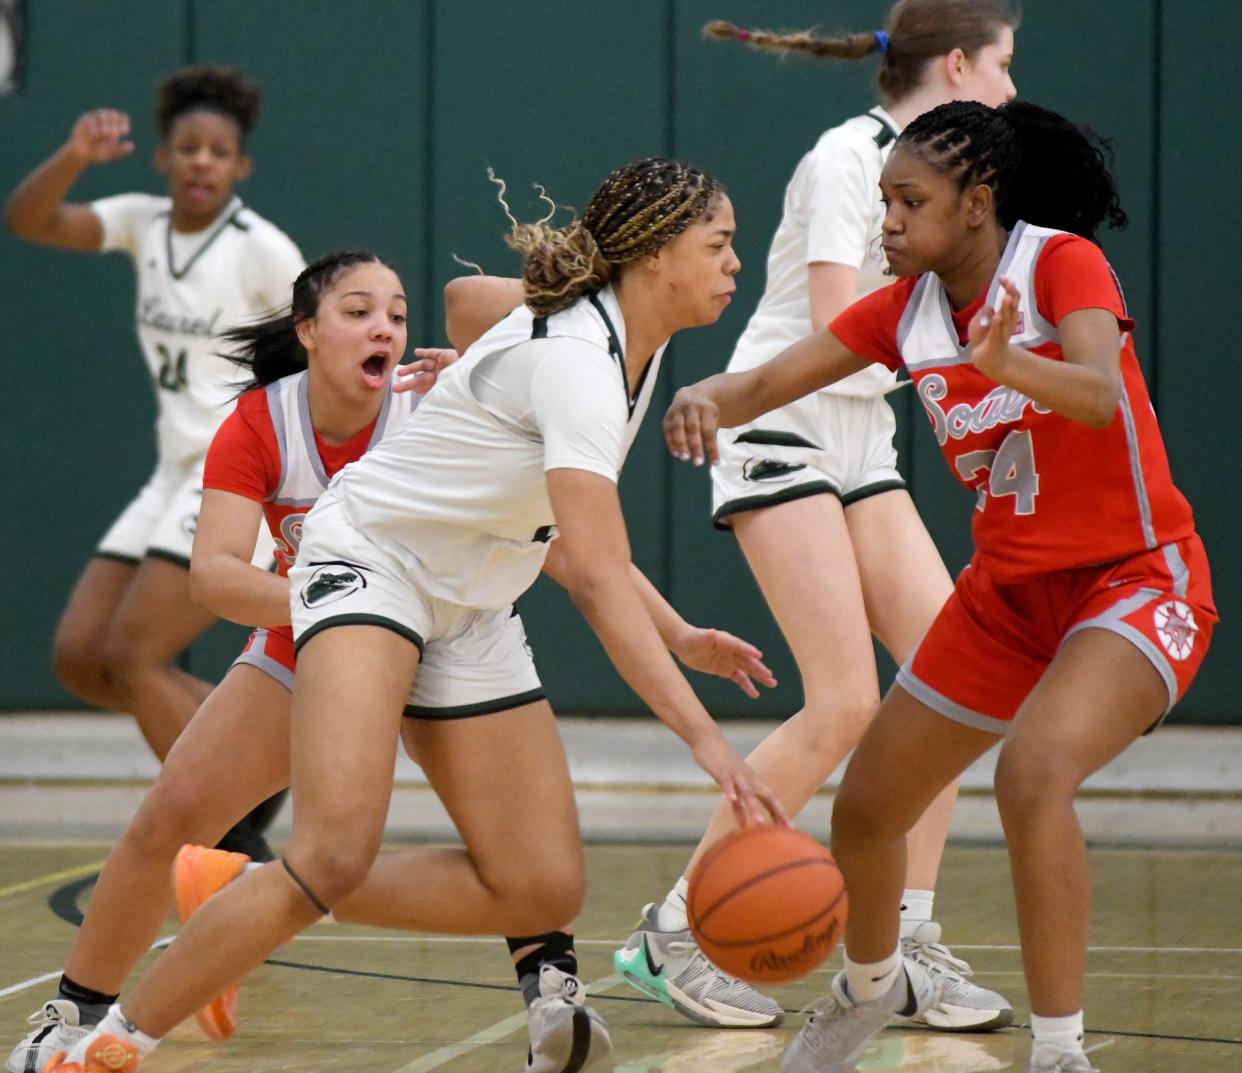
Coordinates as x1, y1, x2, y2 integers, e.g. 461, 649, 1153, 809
2, 841, 1239, 1073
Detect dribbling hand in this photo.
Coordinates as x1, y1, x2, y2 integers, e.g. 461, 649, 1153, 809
664, 384, 721, 466
393, 347, 459, 394
68, 109, 135, 165
968, 276, 1020, 379
692, 736, 789, 829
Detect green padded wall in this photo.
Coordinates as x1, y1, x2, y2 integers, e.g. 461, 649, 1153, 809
1, 1, 1235, 722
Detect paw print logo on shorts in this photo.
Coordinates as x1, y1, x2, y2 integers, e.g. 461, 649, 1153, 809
300, 563, 366, 608
1153, 600, 1197, 661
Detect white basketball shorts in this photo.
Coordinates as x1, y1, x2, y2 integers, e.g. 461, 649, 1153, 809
289, 496, 545, 719
711, 390, 906, 529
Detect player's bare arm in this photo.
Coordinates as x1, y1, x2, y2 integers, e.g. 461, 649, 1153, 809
664, 329, 869, 465
546, 466, 786, 827
443, 274, 525, 353
5, 109, 134, 251
968, 276, 1122, 428
189, 490, 291, 627
542, 541, 776, 699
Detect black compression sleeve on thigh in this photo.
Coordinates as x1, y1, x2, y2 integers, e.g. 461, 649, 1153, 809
281, 856, 330, 915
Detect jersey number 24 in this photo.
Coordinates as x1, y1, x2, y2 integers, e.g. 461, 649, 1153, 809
955, 429, 1039, 515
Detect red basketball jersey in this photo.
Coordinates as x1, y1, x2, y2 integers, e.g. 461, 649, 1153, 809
204, 370, 419, 576
831, 223, 1195, 580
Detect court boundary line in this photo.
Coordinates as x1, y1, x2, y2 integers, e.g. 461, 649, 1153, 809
0, 861, 105, 902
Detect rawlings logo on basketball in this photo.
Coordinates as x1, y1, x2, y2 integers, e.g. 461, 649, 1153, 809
749, 917, 843, 977
300, 563, 366, 608
95, 1042, 134, 1069
1153, 600, 1197, 661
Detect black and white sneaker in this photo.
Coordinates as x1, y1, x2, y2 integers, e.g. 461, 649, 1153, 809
5, 1001, 91, 1073
525, 965, 611, 1073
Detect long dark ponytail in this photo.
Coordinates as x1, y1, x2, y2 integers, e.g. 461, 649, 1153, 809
222, 249, 399, 393
899, 100, 1127, 240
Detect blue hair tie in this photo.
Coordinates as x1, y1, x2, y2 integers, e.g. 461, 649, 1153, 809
874, 30, 890, 53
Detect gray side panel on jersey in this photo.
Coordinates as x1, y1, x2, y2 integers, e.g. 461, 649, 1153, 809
1163, 542, 1190, 596
296, 374, 332, 487
1117, 380, 1157, 549
265, 379, 289, 503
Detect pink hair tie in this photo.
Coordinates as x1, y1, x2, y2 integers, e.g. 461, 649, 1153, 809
737, 28, 751, 41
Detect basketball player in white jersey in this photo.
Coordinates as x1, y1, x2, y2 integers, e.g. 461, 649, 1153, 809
616, 1, 1019, 1032
5, 65, 304, 857
44, 156, 786, 1073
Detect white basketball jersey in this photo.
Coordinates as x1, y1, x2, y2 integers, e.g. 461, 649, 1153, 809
93, 192, 305, 466
728, 108, 901, 397
321, 285, 666, 609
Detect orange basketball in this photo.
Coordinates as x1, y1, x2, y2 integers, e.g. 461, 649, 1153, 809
687, 825, 847, 985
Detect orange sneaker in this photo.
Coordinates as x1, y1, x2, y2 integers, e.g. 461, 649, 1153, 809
42, 1033, 140, 1073
172, 844, 250, 1041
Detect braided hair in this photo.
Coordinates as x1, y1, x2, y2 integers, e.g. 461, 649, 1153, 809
156, 65, 261, 142
899, 100, 1127, 240
704, 0, 1020, 104
501, 157, 724, 317
221, 249, 401, 393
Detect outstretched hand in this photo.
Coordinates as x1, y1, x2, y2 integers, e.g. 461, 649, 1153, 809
968, 276, 1019, 380
68, 109, 134, 165
692, 736, 789, 829
675, 627, 776, 699
664, 383, 721, 466
394, 347, 459, 394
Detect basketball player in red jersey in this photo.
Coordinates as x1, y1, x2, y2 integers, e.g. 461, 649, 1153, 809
664, 101, 1216, 1073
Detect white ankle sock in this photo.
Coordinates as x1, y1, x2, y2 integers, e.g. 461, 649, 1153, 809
843, 948, 901, 1003
654, 875, 689, 931
1031, 1011, 1085, 1055
899, 888, 935, 937
91, 1004, 160, 1057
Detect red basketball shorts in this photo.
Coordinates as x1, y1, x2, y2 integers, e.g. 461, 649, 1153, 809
896, 534, 1216, 733
232, 625, 296, 691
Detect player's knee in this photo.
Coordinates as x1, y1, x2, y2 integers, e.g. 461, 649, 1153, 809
480, 854, 584, 931
789, 695, 877, 759
831, 775, 900, 850
127, 775, 214, 856
51, 633, 112, 704
287, 838, 379, 906
993, 745, 1073, 826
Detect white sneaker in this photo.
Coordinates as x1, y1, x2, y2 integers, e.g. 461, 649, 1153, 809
525, 965, 611, 1073
5, 1001, 91, 1073
779, 958, 937, 1073
613, 903, 784, 1028
1029, 1044, 1102, 1072
895, 922, 1013, 1031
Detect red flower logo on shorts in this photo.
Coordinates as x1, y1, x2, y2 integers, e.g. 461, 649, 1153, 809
1153, 600, 1197, 661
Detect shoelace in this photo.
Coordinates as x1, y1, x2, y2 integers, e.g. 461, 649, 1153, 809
26, 1004, 66, 1028
903, 937, 973, 977
666, 941, 738, 992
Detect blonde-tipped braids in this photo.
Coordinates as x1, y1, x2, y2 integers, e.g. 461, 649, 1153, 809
501, 157, 723, 317
705, 1, 1020, 104
703, 19, 878, 60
